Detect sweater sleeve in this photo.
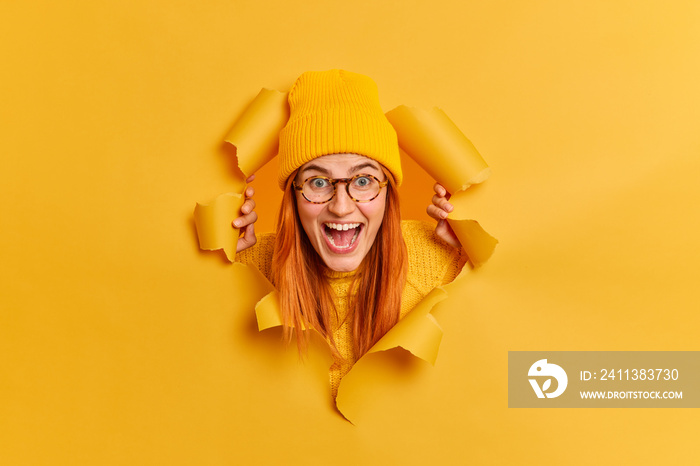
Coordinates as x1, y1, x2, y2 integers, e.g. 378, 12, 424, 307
401, 220, 468, 313
234, 232, 276, 282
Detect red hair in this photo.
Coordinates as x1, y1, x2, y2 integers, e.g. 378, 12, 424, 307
271, 170, 408, 360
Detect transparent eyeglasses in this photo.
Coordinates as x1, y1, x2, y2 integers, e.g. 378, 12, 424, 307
293, 173, 388, 204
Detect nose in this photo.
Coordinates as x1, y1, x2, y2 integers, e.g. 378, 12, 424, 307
327, 183, 355, 217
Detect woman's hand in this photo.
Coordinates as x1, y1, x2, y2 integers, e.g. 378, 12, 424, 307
427, 182, 462, 249
232, 175, 258, 252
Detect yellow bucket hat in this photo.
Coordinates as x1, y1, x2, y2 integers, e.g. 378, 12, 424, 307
277, 69, 402, 188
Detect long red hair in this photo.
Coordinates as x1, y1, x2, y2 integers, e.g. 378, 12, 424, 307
271, 169, 408, 360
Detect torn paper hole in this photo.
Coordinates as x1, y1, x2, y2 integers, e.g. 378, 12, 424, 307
196, 84, 498, 422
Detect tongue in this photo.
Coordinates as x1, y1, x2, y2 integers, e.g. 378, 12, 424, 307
329, 227, 356, 248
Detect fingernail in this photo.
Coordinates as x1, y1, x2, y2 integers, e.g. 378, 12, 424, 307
233, 220, 241, 228
446, 203, 453, 212
440, 211, 448, 219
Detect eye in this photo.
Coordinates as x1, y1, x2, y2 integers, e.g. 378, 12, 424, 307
353, 176, 372, 188
309, 177, 330, 189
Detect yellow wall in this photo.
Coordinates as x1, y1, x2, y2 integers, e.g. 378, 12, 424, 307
2, 1, 699, 464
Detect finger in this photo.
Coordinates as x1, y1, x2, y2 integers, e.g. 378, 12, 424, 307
245, 174, 256, 184
433, 182, 447, 197
240, 198, 256, 215
237, 223, 257, 252
427, 204, 449, 220
434, 182, 453, 200
431, 194, 453, 213
232, 211, 258, 229
435, 219, 462, 249
244, 185, 255, 198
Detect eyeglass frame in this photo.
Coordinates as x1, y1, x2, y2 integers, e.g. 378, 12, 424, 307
292, 173, 389, 204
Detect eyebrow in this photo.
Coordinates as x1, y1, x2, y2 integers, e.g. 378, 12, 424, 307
349, 162, 381, 174
299, 163, 332, 176
299, 161, 382, 177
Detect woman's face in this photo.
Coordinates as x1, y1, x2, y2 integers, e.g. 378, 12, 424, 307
294, 153, 388, 272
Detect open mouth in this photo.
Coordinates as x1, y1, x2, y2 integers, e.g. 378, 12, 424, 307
323, 222, 362, 250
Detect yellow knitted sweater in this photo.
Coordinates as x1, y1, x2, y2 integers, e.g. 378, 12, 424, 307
236, 220, 467, 398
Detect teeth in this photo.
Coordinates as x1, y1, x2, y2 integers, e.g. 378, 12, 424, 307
326, 226, 361, 248
325, 222, 360, 231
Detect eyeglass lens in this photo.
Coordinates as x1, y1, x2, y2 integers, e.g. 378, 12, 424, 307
303, 175, 381, 202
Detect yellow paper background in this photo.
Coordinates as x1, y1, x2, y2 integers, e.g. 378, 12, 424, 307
2, 1, 699, 464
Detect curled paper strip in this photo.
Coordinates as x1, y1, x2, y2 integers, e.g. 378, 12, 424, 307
359, 287, 448, 364
386, 105, 497, 266
194, 192, 244, 262
449, 219, 498, 268
225, 88, 290, 176
195, 89, 287, 258
249, 272, 455, 422
386, 105, 490, 194
335, 287, 449, 422
255, 290, 282, 331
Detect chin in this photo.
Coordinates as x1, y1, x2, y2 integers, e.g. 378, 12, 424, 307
320, 253, 364, 273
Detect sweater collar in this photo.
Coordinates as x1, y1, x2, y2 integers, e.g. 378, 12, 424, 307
323, 268, 358, 280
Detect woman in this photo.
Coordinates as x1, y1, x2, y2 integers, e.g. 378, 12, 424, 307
233, 70, 465, 397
